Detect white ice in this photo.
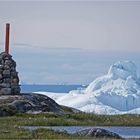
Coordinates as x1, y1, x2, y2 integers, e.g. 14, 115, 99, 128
37, 61, 140, 115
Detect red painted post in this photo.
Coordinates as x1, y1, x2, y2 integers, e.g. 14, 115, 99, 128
5, 23, 10, 54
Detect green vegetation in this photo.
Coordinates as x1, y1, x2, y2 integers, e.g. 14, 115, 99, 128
0, 112, 139, 139
0, 105, 18, 115
0, 126, 84, 139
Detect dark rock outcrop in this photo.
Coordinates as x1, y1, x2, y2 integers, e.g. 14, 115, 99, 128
75, 128, 121, 139
0, 93, 66, 115
0, 52, 20, 95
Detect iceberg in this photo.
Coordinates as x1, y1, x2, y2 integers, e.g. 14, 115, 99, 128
56, 61, 140, 114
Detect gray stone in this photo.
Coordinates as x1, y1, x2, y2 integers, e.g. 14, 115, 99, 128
10, 60, 16, 67
5, 56, 12, 60
0, 56, 3, 62
0, 69, 3, 73
5, 60, 12, 65
3, 78, 11, 83
6, 94, 65, 113
75, 128, 121, 139
3, 65, 10, 70
0, 88, 11, 95
0, 52, 20, 95
1, 60, 4, 65
11, 72, 18, 77
12, 88, 20, 95
0, 74, 3, 80
0, 83, 10, 88
10, 66, 15, 71
11, 78, 19, 84
3, 70, 10, 75
0, 65, 3, 69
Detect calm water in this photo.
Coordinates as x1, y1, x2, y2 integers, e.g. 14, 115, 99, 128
21, 84, 86, 93
22, 126, 140, 138
21, 85, 140, 138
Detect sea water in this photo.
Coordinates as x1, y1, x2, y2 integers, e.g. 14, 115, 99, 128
21, 84, 86, 93
22, 126, 140, 138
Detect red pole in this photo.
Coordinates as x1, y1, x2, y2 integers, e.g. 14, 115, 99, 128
5, 23, 10, 54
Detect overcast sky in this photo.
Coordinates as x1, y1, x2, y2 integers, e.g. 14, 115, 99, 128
0, 1, 140, 84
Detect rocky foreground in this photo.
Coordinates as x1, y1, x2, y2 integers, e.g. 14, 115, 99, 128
0, 93, 78, 116
75, 128, 121, 139
0, 93, 123, 139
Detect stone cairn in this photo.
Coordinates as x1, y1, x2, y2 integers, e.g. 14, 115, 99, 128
0, 52, 20, 95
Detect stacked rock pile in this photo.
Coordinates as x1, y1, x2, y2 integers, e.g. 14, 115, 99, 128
0, 52, 20, 95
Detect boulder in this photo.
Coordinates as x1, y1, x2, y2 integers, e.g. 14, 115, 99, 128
0, 88, 11, 95
0, 93, 77, 116
76, 128, 121, 139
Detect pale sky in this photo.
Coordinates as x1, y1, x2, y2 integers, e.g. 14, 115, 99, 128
0, 1, 140, 84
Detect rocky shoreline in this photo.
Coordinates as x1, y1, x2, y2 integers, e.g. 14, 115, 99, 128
0, 93, 78, 116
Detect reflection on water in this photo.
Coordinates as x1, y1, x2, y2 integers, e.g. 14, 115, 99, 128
22, 126, 140, 138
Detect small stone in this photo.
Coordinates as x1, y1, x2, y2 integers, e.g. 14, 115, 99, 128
5, 60, 12, 65
1, 52, 12, 58
1, 60, 4, 65
0, 83, 10, 88
3, 70, 10, 75
0, 88, 11, 95
0, 56, 3, 62
3, 78, 11, 83
0, 74, 2, 80
11, 86, 20, 94
11, 85, 19, 89
11, 78, 19, 84
10, 60, 16, 67
5, 56, 12, 60
11, 72, 18, 78
0, 65, 3, 69
3, 65, 10, 70
10, 66, 16, 71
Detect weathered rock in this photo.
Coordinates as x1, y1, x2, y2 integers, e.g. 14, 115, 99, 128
11, 87, 20, 94
5, 60, 12, 65
11, 78, 19, 84
0, 83, 10, 88
0, 52, 20, 95
3, 65, 10, 70
3, 78, 11, 83
3, 70, 11, 77
0, 64, 3, 69
76, 128, 121, 139
11, 66, 15, 71
0, 88, 11, 95
0, 93, 77, 116
11, 72, 18, 78
0, 74, 3, 80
